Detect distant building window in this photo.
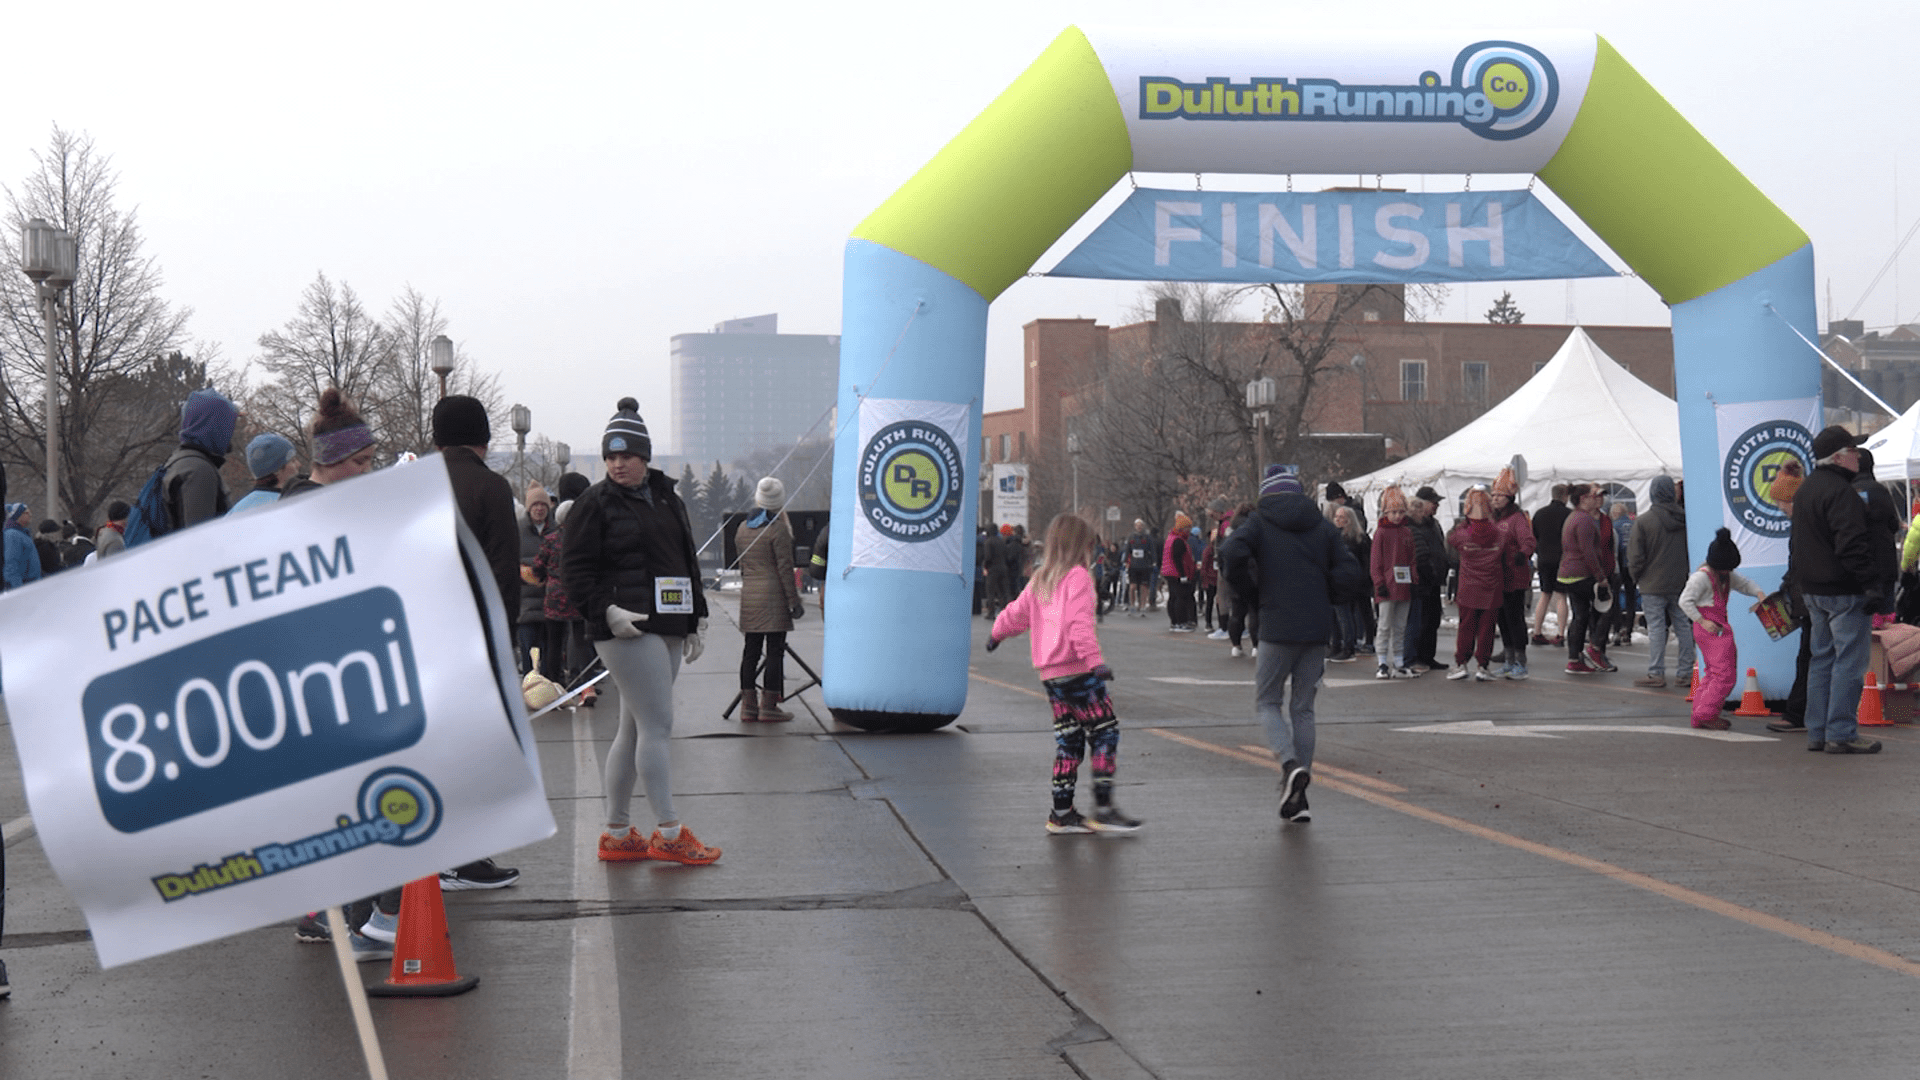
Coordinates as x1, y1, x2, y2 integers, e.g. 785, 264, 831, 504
999, 433, 1010, 460
1018, 432, 1026, 459
982, 437, 990, 463
1462, 361, 1488, 405
1363, 309, 1381, 322
1401, 360, 1427, 402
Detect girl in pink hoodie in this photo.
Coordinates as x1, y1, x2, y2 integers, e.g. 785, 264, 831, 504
989, 512, 1141, 836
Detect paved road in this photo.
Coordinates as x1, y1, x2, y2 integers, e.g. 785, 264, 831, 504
6, 599, 1920, 1078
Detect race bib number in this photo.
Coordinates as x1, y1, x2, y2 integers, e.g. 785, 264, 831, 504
654, 576, 694, 615
1393, 566, 1412, 584
1130, 548, 1146, 560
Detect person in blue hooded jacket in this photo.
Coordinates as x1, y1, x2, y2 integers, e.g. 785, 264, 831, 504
1220, 465, 1368, 825
2, 503, 43, 590
161, 388, 239, 528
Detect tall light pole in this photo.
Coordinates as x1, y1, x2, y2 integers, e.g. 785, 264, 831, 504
21, 218, 77, 523
1246, 376, 1275, 495
510, 404, 531, 490
1066, 432, 1081, 516
554, 442, 570, 478
430, 334, 455, 399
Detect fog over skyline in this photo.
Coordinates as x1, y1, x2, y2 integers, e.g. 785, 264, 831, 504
1, 0, 1912, 458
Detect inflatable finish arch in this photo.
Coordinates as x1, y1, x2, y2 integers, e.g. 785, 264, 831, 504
827, 27, 1814, 728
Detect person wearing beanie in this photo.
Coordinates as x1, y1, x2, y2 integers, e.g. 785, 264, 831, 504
1679, 528, 1768, 730
563, 396, 719, 865
2, 503, 41, 590
1402, 485, 1452, 673
1444, 488, 1515, 682
1791, 425, 1884, 754
1162, 510, 1198, 631
1627, 475, 1691, 688
228, 432, 301, 515
161, 387, 240, 529
1558, 483, 1617, 675
516, 481, 555, 678
94, 500, 130, 560
735, 476, 804, 722
1220, 465, 1367, 823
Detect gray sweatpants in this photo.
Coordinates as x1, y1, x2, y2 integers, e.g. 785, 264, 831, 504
596, 633, 683, 829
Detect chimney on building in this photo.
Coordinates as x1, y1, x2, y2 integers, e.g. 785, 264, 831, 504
1828, 318, 1865, 340
1155, 297, 1184, 325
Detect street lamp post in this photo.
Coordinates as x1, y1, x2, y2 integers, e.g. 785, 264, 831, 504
21, 218, 77, 524
1066, 432, 1081, 516
1246, 376, 1276, 494
430, 334, 455, 400
554, 442, 569, 479
510, 404, 531, 489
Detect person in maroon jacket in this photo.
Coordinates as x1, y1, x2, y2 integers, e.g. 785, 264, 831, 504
1446, 487, 1514, 681
1559, 482, 1618, 674
1369, 486, 1417, 680
1490, 468, 1537, 679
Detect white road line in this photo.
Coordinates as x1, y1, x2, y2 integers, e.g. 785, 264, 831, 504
569, 709, 622, 1080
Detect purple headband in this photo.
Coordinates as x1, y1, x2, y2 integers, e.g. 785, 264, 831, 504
313, 423, 374, 466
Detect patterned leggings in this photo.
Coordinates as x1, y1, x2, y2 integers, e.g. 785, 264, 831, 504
1045, 672, 1120, 812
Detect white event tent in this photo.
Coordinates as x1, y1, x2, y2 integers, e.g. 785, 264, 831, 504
1340, 328, 1682, 528
1861, 399, 1920, 485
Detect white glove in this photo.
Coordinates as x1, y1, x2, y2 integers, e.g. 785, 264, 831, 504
683, 621, 705, 664
605, 604, 647, 639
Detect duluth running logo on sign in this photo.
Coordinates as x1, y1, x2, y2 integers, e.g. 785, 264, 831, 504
1723, 421, 1811, 540
858, 420, 964, 542
83, 585, 426, 833
1138, 40, 1558, 141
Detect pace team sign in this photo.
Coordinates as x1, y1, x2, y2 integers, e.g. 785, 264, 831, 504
851, 397, 970, 575
0, 457, 556, 967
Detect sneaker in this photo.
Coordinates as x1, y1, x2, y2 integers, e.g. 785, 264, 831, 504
1530, 633, 1551, 646
1357, 642, 1375, 654
0, 958, 9, 1000
1329, 651, 1356, 663
1232, 646, 1245, 658
1289, 792, 1311, 824
1474, 664, 1497, 682
440, 858, 520, 891
1410, 663, 1432, 675
1808, 741, 1827, 752
360, 907, 399, 944
650, 826, 722, 864
1825, 737, 1883, 755
1376, 663, 1392, 680
1584, 645, 1617, 673
1088, 806, 1143, 833
295, 911, 333, 943
1446, 664, 1470, 681
1765, 717, 1807, 733
1279, 762, 1312, 822
1207, 629, 1229, 640
1393, 666, 1416, 678
349, 930, 393, 964
597, 827, 654, 862
1693, 716, 1732, 731
1047, 808, 1094, 835
1634, 674, 1668, 688
1566, 659, 1598, 675
1250, 646, 1258, 657
1505, 662, 1529, 681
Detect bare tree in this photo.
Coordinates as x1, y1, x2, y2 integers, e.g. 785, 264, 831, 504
0, 126, 199, 525
381, 285, 506, 458
248, 272, 394, 458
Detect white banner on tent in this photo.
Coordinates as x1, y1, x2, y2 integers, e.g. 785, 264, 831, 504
1714, 397, 1817, 567
850, 397, 971, 574
0, 457, 555, 967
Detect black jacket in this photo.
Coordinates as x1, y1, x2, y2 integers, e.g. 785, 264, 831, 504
1854, 471, 1901, 611
1532, 499, 1570, 562
1220, 492, 1368, 644
1408, 515, 1451, 588
1789, 463, 1877, 597
561, 469, 708, 641
439, 447, 522, 618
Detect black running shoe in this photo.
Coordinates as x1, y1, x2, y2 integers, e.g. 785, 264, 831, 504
439, 858, 521, 891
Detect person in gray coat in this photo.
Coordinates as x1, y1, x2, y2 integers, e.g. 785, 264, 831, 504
516, 481, 554, 675
1627, 475, 1693, 688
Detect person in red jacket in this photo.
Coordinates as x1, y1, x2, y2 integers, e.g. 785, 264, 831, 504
1559, 482, 1618, 674
1490, 468, 1536, 679
1446, 487, 1514, 681
1369, 486, 1417, 680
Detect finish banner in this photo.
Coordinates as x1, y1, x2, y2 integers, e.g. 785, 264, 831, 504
850, 397, 971, 575
0, 457, 555, 967
1048, 189, 1615, 285
1715, 397, 1818, 568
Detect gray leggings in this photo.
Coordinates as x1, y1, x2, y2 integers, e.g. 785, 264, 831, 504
596, 633, 683, 829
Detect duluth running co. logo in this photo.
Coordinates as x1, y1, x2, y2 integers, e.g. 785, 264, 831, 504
149, 767, 442, 903
1138, 39, 1558, 141
1724, 420, 1812, 539
858, 420, 964, 542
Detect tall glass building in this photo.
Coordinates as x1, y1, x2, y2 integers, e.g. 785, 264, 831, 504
669, 314, 840, 465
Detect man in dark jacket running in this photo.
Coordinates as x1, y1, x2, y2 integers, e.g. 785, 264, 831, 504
1221, 465, 1367, 825
1791, 426, 1884, 755
1627, 475, 1691, 687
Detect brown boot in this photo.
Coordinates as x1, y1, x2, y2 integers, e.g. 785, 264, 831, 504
737, 689, 763, 722
759, 689, 795, 722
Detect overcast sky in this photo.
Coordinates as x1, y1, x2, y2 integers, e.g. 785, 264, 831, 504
2, 0, 1912, 458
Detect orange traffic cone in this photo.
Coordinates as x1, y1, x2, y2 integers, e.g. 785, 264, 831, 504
366, 876, 480, 997
1732, 668, 1776, 717
1859, 672, 1890, 727
1684, 665, 1700, 702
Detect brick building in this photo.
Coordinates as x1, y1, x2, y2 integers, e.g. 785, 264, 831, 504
982, 286, 1674, 531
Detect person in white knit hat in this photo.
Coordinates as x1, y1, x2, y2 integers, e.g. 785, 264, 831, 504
734, 477, 805, 721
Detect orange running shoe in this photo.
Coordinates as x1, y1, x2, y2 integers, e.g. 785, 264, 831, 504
649, 826, 721, 865
597, 827, 654, 862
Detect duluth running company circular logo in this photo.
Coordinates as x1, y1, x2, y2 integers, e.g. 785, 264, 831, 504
858, 420, 964, 542
1449, 41, 1558, 141
358, 767, 442, 846
1723, 420, 1811, 540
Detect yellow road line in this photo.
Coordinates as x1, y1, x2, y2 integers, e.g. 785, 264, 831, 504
1148, 726, 1920, 979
